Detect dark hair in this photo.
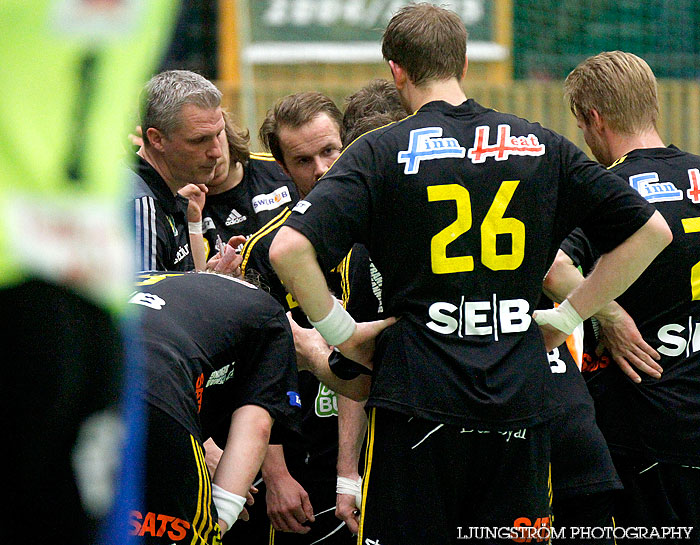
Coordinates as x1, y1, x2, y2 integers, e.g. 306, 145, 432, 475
381, 3, 467, 87
259, 92, 342, 166
343, 112, 402, 147
223, 110, 250, 167
342, 79, 406, 145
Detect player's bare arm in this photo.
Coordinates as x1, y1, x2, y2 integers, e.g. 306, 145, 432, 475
271, 226, 396, 367
543, 248, 663, 381
536, 211, 672, 351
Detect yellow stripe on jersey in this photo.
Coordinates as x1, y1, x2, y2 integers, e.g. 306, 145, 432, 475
134, 272, 184, 287
338, 248, 354, 308
269, 524, 275, 544
250, 152, 277, 161
357, 407, 376, 545
608, 154, 628, 169
189, 436, 219, 545
342, 120, 402, 153
239, 208, 291, 276
319, 111, 417, 182
189, 435, 205, 545
199, 442, 218, 545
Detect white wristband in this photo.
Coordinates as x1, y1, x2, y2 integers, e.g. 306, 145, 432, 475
188, 220, 203, 235
212, 484, 246, 534
308, 298, 357, 347
336, 475, 363, 509
533, 299, 583, 336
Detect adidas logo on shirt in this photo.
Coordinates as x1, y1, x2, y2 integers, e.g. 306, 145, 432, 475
225, 208, 247, 226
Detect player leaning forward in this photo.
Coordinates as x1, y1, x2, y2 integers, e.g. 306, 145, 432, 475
270, 4, 671, 544
126, 272, 301, 544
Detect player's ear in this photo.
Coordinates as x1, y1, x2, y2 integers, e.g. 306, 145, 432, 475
389, 60, 407, 90
589, 109, 605, 131
146, 127, 166, 151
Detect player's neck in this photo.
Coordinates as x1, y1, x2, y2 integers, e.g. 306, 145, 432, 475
137, 146, 183, 195
609, 129, 665, 164
405, 78, 467, 113
208, 161, 244, 196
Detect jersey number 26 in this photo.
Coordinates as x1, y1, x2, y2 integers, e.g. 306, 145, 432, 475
427, 181, 524, 274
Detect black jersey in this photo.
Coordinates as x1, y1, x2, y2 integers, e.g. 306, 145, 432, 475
344, 241, 620, 498
240, 208, 297, 310
131, 271, 301, 443
284, 99, 656, 429
128, 155, 194, 271
240, 214, 344, 473
562, 146, 700, 465
202, 153, 298, 258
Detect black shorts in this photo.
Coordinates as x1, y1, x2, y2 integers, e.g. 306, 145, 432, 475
359, 408, 552, 545
549, 355, 622, 501
548, 400, 620, 543
611, 452, 700, 545
128, 405, 222, 544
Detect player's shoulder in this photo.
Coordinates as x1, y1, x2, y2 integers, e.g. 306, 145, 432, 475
401, 98, 558, 140
245, 153, 297, 199
126, 163, 154, 199
247, 152, 289, 180
131, 178, 154, 200
134, 270, 283, 312
610, 145, 700, 174
240, 207, 291, 270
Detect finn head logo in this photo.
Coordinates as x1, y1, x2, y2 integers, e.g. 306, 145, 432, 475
398, 127, 466, 174
467, 124, 545, 163
629, 171, 684, 203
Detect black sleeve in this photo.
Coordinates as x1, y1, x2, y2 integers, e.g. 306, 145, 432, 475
240, 224, 292, 309
235, 308, 302, 436
559, 228, 600, 276
328, 348, 371, 380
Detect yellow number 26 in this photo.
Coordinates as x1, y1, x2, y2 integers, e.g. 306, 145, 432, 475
427, 181, 525, 274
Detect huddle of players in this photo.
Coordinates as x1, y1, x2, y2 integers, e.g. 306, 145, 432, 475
127, 5, 699, 545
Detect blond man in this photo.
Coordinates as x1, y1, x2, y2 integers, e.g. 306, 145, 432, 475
546, 51, 700, 542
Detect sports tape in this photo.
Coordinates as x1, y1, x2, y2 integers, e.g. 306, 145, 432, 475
212, 484, 246, 534
336, 475, 363, 509
533, 299, 583, 336
309, 298, 357, 347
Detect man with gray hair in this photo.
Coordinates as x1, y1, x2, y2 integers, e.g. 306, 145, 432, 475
129, 69, 229, 272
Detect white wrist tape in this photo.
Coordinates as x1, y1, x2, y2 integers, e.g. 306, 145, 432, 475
533, 299, 583, 336
336, 475, 363, 508
212, 484, 246, 534
308, 298, 357, 347
188, 220, 203, 235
